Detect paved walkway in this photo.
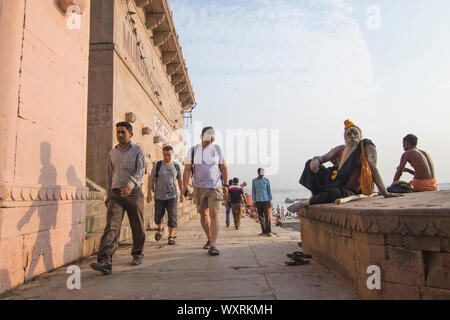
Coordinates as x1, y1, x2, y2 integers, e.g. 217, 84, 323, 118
1, 210, 359, 300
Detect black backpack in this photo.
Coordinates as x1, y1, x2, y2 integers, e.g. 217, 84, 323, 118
154, 160, 181, 183
190, 144, 223, 179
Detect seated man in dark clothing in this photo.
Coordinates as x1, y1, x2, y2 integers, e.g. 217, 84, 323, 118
288, 120, 399, 212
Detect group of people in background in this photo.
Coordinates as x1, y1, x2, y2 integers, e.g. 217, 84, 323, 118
287, 119, 438, 212
90, 120, 438, 276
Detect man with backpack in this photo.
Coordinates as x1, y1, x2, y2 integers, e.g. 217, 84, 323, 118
228, 177, 246, 229
183, 127, 228, 256
147, 146, 183, 245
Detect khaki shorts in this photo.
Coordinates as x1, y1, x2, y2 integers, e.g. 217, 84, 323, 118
193, 187, 223, 213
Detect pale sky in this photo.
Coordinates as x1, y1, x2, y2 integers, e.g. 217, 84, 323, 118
171, 0, 450, 189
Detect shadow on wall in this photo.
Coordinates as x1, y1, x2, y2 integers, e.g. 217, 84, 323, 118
64, 165, 83, 264
0, 210, 12, 293
16, 142, 60, 280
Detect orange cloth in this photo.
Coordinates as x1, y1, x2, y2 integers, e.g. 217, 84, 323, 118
410, 178, 439, 191
344, 119, 356, 131
360, 141, 374, 196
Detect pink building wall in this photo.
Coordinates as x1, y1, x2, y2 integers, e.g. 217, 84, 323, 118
0, 0, 91, 293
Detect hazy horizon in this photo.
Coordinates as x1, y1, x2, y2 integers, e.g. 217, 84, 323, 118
172, 0, 450, 189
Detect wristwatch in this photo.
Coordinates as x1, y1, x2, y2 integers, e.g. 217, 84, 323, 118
222, 184, 229, 187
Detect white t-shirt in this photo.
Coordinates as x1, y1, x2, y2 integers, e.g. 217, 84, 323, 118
185, 144, 224, 189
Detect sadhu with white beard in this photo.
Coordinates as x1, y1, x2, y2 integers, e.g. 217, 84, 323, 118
288, 120, 400, 213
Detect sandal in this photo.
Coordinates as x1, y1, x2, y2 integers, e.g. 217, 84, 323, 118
208, 246, 220, 256
155, 227, 164, 241
203, 240, 211, 250
168, 236, 176, 245
286, 252, 312, 259
285, 259, 309, 266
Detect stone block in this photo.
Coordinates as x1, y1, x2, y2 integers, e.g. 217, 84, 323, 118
420, 287, 450, 300
85, 214, 107, 233
404, 235, 441, 251
354, 241, 386, 273
352, 231, 385, 246
385, 233, 405, 247
381, 282, 420, 300
23, 230, 55, 280
425, 252, 450, 290
384, 247, 425, 286
0, 236, 24, 273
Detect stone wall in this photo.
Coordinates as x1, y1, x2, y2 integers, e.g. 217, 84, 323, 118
298, 191, 450, 300
87, 0, 193, 190
0, 0, 91, 294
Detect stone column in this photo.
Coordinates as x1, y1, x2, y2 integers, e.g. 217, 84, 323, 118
0, 0, 25, 185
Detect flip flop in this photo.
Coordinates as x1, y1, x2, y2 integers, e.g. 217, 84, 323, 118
155, 227, 164, 241
168, 236, 176, 245
287, 252, 312, 259
285, 259, 309, 266
203, 240, 211, 249
208, 246, 220, 256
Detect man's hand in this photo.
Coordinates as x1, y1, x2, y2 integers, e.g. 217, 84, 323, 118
121, 184, 133, 198
182, 184, 188, 197
147, 192, 153, 203
180, 194, 184, 203
222, 186, 228, 200
269, 202, 273, 208
310, 157, 320, 173
382, 192, 402, 198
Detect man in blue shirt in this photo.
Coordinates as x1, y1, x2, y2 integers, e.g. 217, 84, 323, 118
252, 168, 273, 237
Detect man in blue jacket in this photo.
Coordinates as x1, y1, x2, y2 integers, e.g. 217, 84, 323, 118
252, 168, 273, 237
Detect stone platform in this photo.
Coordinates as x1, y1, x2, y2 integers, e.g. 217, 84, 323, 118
0, 209, 358, 300
298, 190, 450, 300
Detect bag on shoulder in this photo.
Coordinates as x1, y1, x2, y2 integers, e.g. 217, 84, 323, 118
155, 160, 181, 183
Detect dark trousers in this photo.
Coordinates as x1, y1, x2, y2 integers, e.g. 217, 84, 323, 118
154, 198, 178, 228
231, 203, 242, 228
97, 188, 145, 265
255, 201, 271, 234
225, 204, 231, 226
300, 160, 352, 205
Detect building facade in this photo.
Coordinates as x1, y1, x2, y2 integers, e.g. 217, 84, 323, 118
0, 0, 195, 294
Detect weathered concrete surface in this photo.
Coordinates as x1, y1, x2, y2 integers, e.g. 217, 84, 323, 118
0, 210, 359, 300
299, 190, 450, 300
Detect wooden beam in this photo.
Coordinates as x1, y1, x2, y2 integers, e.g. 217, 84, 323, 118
179, 92, 190, 101
153, 31, 171, 47
146, 13, 165, 30
182, 99, 193, 108
162, 51, 177, 65
171, 74, 184, 86
134, 0, 149, 8
175, 82, 187, 93
166, 63, 181, 75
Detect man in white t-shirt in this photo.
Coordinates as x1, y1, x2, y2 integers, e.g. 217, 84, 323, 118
183, 127, 228, 256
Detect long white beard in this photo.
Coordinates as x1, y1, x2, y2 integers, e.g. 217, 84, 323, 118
338, 139, 359, 170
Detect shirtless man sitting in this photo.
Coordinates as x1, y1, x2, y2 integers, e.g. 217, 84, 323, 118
288, 120, 399, 212
392, 134, 438, 191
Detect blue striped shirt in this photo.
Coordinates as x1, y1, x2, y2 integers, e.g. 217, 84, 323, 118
252, 177, 272, 202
